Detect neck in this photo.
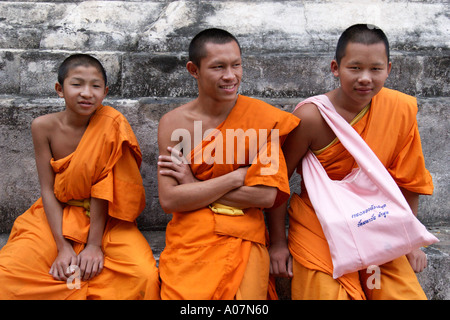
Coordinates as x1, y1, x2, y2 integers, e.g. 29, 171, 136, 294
195, 94, 238, 118
62, 109, 94, 129
327, 89, 371, 122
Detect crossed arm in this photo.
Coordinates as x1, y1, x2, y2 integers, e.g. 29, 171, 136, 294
157, 146, 277, 213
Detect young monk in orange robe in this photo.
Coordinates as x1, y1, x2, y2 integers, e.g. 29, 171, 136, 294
0, 54, 160, 299
267, 24, 434, 300
157, 28, 299, 299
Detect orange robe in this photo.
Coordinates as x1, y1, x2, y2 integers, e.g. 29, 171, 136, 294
159, 95, 299, 299
288, 88, 434, 300
0, 105, 160, 300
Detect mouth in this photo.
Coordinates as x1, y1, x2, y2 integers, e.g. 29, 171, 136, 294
355, 87, 373, 94
219, 84, 238, 93
79, 101, 94, 108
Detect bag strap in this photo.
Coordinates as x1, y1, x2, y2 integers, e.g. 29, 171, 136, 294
297, 95, 411, 210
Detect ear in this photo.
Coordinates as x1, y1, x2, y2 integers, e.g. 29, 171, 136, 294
331, 60, 339, 78
103, 86, 109, 97
186, 61, 199, 79
55, 82, 64, 98
387, 61, 392, 76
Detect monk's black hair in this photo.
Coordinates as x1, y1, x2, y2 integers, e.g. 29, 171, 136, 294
57, 54, 107, 87
335, 24, 390, 65
188, 28, 241, 67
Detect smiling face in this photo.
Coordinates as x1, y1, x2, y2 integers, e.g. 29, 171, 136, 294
187, 40, 243, 104
331, 41, 392, 106
55, 65, 109, 117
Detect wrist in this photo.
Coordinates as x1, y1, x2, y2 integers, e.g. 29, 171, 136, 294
55, 237, 72, 251
231, 169, 246, 188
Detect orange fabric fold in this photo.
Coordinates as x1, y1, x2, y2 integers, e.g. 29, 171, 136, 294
288, 88, 433, 299
0, 105, 159, 299
50, 105, 146, 243
159, 95, 299, 299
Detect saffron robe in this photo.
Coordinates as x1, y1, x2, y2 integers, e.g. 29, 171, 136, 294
159, 95, 300, 299
0, 105, 160, 300
288, 88, 434, 300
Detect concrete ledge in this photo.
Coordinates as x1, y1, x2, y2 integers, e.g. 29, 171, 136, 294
1, 226, 448, 300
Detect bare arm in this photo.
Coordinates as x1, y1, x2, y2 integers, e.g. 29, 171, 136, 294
266, 104, 319, 277
401, 187, 427, 273
77, 197, 107, 280
158, 146, 277, 210
31, 117, 77, 281
215, 185, 277, 209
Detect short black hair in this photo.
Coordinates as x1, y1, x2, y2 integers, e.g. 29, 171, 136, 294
57, 54, 107, 87
335, 24, 390, 65
188, 28, 241, 67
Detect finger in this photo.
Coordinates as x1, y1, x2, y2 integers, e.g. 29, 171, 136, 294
158, 154, 177, 164
78, 258, 87, 280
96, 259, 104, 277
270, 261, 277, 276
82, 260, 92, 281
89, 263, 98, 281
71, 256, 78, 268
167, 147, 187, 164
57, 264, 67, 281
277, 261, 289, 278
287, 255, 293, 278
159, 169, 183, 181
50, 268, 60, 281
49, 264, 60, 281
167, 146, 183, 157
158, 160, 181, 171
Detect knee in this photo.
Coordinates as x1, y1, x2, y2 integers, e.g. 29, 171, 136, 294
132, 253, 159, 282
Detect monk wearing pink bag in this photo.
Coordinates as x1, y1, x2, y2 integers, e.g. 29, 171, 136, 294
267, 24, 435, 300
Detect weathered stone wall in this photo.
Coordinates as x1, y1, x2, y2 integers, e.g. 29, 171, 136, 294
0, 0, 449, 233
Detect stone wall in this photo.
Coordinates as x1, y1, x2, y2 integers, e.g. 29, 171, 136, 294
0, 0, 449, 233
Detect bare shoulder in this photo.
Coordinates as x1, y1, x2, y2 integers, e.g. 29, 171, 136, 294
292, 101, 336, 151
293, 102, 324, 128
158, 102, 194, 152
31, 112, 61, 138
159, 102, 193, 128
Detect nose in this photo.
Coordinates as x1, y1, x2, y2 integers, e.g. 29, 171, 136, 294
358, 70, 372, 84
222, 66, 235, 80
80, 85, 93, 97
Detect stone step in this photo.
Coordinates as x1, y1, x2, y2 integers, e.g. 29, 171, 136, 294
1, 226, 448, 300
1, 49, 449, 98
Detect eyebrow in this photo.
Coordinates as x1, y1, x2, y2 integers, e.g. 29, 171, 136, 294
209, 56, 241, 64
70, 77, 103, 82
346, 60, 386, 66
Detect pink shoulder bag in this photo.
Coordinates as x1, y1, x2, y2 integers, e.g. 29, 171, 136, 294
297, 95, 438, 279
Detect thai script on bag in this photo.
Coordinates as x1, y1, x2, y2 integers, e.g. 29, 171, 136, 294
352, 204, 390, 227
